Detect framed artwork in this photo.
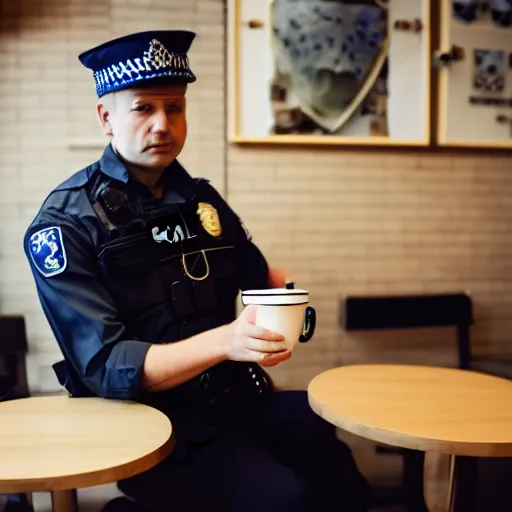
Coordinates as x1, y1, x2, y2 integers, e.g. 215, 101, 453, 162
437, 0, 512, 148
227, 0, 432, 146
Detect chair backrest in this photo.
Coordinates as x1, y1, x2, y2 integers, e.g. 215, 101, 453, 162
1, 315, 28, 354
0, 315, 30, 399
341, 292, 474, 369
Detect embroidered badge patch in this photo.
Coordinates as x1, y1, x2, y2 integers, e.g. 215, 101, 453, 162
28, 227, 67, 278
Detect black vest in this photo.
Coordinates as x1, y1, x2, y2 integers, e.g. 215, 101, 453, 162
55, 176, 272, 409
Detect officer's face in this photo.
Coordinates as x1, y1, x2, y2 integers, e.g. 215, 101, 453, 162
98, 84, 187, 171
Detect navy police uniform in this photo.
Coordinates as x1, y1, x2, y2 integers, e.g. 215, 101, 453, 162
24, 30, 371, 512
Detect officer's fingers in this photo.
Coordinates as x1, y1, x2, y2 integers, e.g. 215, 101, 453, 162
239, 305, 258, 325
259, 350, 292, 367
268, 267, 290, 288
243, 323, 284, 342
246, 338, 286, 353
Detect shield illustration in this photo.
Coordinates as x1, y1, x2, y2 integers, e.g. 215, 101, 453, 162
270, 0, 389, 134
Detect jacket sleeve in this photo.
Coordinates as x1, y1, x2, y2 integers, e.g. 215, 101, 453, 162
234, 219, 270, 292
24, 211, 152, 399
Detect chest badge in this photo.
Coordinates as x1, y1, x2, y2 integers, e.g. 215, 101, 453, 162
197, 202, 222, 237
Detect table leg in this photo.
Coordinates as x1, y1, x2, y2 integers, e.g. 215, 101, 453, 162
423, 452, 452, 512
51, 489, 78, 512
423, 453, 478, 512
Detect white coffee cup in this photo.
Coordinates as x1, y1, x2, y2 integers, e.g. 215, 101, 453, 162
241, 284, 316, 351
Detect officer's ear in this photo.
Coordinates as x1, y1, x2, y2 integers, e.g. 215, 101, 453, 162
96, 94, 115, 137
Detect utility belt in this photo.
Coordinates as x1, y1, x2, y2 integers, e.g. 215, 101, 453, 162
160, 361, 274, 411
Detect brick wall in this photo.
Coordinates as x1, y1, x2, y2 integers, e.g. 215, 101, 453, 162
1, 0, 511, 400
229, 148, 512, 390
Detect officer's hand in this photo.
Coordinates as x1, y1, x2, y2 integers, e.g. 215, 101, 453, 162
268, 267, 290, 288
225, 305, 292, 366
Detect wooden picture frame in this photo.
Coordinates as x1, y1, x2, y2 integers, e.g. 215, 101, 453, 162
437, 0, 512, 148
227, 0, 432, 147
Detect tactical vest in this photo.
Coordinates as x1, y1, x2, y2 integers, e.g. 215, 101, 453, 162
55, 176, 273, 408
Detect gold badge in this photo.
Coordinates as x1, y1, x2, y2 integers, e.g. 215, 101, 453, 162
197, 202, 222, 237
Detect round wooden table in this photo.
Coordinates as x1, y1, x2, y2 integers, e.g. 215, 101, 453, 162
308, 364, 512, 512
0, 395, 174, 512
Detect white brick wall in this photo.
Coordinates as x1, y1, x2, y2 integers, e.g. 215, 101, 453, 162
229, 148, 512, 389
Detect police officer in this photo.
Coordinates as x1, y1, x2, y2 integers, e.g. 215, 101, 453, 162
24, 30, 371, 511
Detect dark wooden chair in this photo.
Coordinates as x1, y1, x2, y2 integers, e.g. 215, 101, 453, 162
343, 291, 473, 366
0, 315, 30, 401
0, 315, 33, 510
343, 291, 512, 379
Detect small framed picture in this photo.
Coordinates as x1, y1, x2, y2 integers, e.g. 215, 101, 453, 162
473, 49, 505, 92
227, 0, 432, 147
438, 0, 512, 148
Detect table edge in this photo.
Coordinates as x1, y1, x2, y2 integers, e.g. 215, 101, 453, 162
307, 390, 512, 458
0, 429, 175, 493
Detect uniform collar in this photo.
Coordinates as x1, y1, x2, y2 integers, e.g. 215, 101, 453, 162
98, 143, 198, 202
99, 143, 131, 183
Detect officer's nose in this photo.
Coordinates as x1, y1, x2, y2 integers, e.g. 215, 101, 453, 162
151, 108, 170, 135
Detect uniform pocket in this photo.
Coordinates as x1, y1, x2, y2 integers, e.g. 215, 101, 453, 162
200, 246, 239, 303
98, 235, 167, 317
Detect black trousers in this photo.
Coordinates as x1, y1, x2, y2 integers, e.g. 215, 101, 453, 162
118, 390, 372, 512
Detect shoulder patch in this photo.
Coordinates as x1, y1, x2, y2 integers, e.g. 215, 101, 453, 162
28, 227, 68, 277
